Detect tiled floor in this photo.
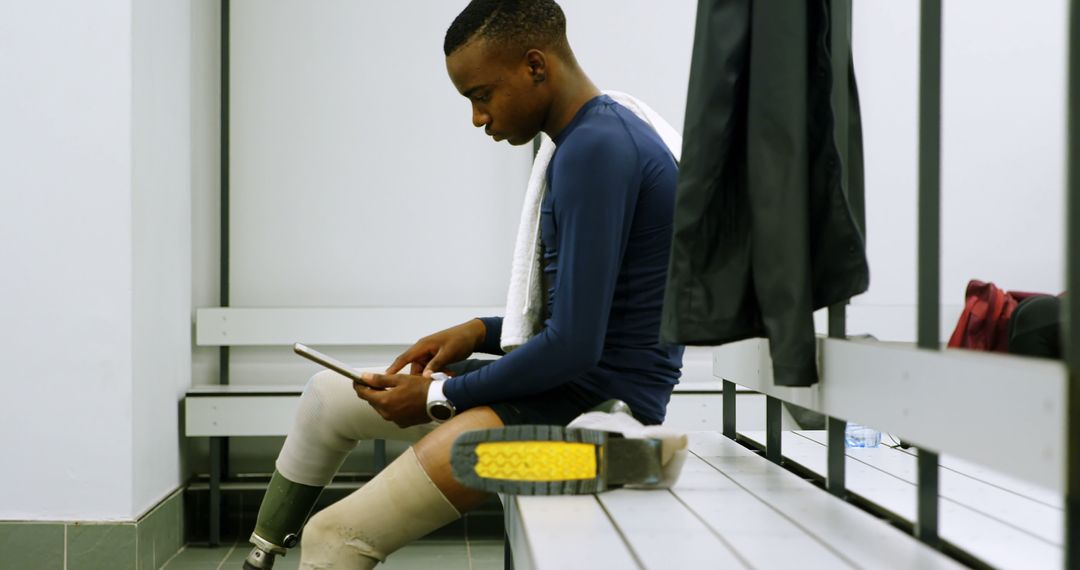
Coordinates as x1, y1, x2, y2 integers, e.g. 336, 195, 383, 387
161, 538, 505, 569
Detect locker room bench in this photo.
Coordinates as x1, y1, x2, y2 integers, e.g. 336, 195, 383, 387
502, 337, 1066, 569
185, 307, 740, 547
501, 431, 961, 570
770, 430, 1062, 569
706, 337, 1067, 569
186, 308, 956, 568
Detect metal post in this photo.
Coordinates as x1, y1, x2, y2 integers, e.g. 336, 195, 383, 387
918, 0, 942, 353
722, 380, 737, 439
825, 3, 852, 499
211, 0, 231, 546
373, 439, 387, 472
219, 0, 231, 381
916, 0, 943, 547
766, 396, 782, 464
916, 450, 940, 547
827, 417, 847, 497
209, 436, 222, 546
828, 305, 847, 340
1064, 1, 1080, 567
505, 535, 515, 570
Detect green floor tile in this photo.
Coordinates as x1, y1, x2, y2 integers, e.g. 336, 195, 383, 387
160, 543, 233, 568
469, 539, 505, 570
67, 523, 137, 570
468, 540, 505, 556
0, 523, 64, 570
221, 543, 300, 570
165, 539, 476, 570
383, 541, 470, 570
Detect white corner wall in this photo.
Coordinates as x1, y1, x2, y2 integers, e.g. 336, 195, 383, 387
0, 0, 192, 521
131, 0, 193, 516
0, 0, 135, 521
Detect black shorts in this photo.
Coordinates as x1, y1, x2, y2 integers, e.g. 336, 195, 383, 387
442, 359, 608, 426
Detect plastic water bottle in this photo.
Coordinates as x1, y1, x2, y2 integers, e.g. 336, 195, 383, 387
845, 423, 881, 448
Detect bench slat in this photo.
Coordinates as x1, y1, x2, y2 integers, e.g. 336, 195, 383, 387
760, 430, 1061, 569
673, 451, 855, 568
713, 338, 1067, 492
796, 430, 1063, 545
596, 488, 749, 569
689, 433, 965, 570
933, 454, 1062, 508
185, 396, 300, 437
195, 307, 503, 346
183, 390, 750, 437
506, 495, 640, 570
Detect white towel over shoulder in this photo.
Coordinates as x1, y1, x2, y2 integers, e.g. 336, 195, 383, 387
500, 91, 683, 352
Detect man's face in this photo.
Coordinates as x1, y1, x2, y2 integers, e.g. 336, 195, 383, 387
446, 39, 548, 146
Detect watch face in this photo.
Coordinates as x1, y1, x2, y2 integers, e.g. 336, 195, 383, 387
430, 403, 454, 422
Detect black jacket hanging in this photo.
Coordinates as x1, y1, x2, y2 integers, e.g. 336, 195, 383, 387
660, 0, 870, 387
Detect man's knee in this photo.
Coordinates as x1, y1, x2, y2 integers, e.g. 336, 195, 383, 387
305, 369, 348, 400
413, 406, 503, 467
411, 406, 504, 514
298, 447, 460, 567
301, 505, 383, 564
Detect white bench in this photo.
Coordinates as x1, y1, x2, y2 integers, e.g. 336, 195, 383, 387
772, 430, 1062, 568
501, 337, 1068, 569
185, 308, 1028, 565
189, 307, 504, 544
708, 337, 1067, 569
186, 307, 753, 546
502, 432, 962, 569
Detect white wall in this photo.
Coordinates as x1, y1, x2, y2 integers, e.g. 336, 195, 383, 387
229, 0, 530, 309
830, 0, 1067, 341
131, 0, 193, 516
185, 1, 1071, 474
0, 0, 192, 521
0, 0, 135, 521
193, 0, 700, 390
561, 0, 696, 135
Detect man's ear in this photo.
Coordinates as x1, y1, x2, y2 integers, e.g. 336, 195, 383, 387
525, 49, 547, 83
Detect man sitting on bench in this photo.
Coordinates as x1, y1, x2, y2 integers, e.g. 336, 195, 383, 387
243, 1, 683, 568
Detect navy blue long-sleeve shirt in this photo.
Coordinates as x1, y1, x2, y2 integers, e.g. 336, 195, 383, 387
443, 95, 684, 424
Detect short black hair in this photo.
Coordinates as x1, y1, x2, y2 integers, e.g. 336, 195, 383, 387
443, 0, 568, 57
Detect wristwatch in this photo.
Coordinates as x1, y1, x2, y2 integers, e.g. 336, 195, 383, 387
426, 372, 457, 422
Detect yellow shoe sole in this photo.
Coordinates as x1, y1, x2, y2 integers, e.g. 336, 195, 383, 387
451, 425, 662, 495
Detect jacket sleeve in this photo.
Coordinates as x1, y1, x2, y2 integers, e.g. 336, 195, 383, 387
660, 0, 758, 346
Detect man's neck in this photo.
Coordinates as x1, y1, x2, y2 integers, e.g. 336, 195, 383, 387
542, 75, 602, 141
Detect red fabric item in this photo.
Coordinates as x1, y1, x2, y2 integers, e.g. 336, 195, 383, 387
947, 280, 1043, 352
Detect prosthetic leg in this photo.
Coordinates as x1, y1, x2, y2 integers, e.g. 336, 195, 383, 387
243, 472, 323, 569
242, 370, 436, 569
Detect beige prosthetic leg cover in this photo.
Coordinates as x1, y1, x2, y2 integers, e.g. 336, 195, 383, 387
277, 370, 437, 487
299, 447, 461, 569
